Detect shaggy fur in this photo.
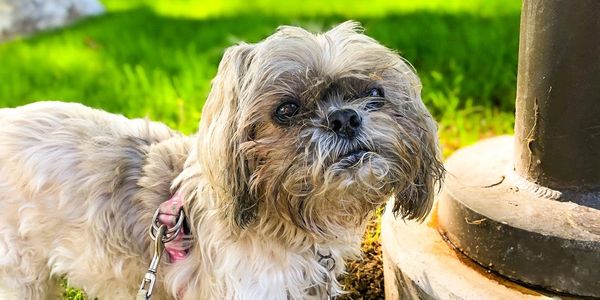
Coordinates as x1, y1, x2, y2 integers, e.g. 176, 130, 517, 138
0, 22, 443, 299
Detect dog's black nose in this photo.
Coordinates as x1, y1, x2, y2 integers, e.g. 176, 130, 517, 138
328, 109, 362, 138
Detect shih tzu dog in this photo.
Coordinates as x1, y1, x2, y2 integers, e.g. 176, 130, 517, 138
0, 21, 443, 299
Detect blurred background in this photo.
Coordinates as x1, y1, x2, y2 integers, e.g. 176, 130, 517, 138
0, 0, 521, 298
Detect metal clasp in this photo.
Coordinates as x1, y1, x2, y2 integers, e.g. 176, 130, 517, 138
138, 207, 186, 299
138, 224, 166, 300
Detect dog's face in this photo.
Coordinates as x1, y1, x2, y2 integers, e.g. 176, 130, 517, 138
198, 22, 444, 236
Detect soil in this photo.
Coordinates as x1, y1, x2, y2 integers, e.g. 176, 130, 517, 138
339, 215, 385, 299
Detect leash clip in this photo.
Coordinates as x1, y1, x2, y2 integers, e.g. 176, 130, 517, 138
138, 206, 178, 300
138, 224, 166, 300
138, 192, 188, 299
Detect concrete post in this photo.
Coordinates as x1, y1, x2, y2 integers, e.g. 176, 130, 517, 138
515, 0, 600, 190
382, 1, 600, 298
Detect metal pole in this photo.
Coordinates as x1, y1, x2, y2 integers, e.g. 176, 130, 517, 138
514, 0, 600, 190
383, 1, 600, 298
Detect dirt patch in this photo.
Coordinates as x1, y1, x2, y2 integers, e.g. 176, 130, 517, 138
339, 213, 385, 299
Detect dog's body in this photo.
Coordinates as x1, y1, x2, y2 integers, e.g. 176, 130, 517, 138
0, 102, 188, 299
0, 102, 353, 299
0, 22, 443, 299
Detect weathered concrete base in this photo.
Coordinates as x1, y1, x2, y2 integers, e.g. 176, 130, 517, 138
437, 136, 600, 297
382, 136, 600, 299
381, 201, 584, 300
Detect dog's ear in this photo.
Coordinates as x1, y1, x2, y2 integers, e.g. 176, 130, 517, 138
198, 44, 258, 228
392, 116, 445, 221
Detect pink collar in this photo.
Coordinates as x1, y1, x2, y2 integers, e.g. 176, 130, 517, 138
157, 192, 189, 263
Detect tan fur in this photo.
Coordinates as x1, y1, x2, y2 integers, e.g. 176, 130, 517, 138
0, 21, 443, 299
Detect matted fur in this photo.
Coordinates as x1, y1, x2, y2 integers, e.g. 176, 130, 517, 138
0, 21, 443, 299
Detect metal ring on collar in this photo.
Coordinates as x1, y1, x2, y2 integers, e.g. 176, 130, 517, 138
317, 250, 336, 272
149, 208, 185, 243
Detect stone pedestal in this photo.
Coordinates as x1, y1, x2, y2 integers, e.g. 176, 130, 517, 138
382, 137, 600, 299
382, 200, 566, 300
383, 0, 600, 298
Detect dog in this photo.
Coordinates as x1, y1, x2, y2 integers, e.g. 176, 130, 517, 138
0, 21, 444, 299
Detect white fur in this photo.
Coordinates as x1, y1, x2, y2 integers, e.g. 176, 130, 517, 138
0, 101, 353, 299
0, 21, 443, 299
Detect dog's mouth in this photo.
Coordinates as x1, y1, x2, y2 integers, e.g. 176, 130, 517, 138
336, 148, 372, 168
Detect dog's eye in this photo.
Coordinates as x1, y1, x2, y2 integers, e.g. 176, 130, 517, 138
363, 88, 385, 111
274, 102, 299, 123
367, 87, 384, 98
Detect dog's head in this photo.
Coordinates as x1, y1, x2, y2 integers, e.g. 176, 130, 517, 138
198, 21, 444, 236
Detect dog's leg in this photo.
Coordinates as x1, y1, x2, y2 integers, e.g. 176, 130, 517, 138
0, 232, 59, 299
0, 185, 58, 299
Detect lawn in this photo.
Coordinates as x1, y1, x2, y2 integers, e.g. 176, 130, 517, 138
0, 0, 521, 298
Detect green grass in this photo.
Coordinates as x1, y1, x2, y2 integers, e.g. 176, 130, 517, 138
0, 0, 519, 137
0, 0, 520, 298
